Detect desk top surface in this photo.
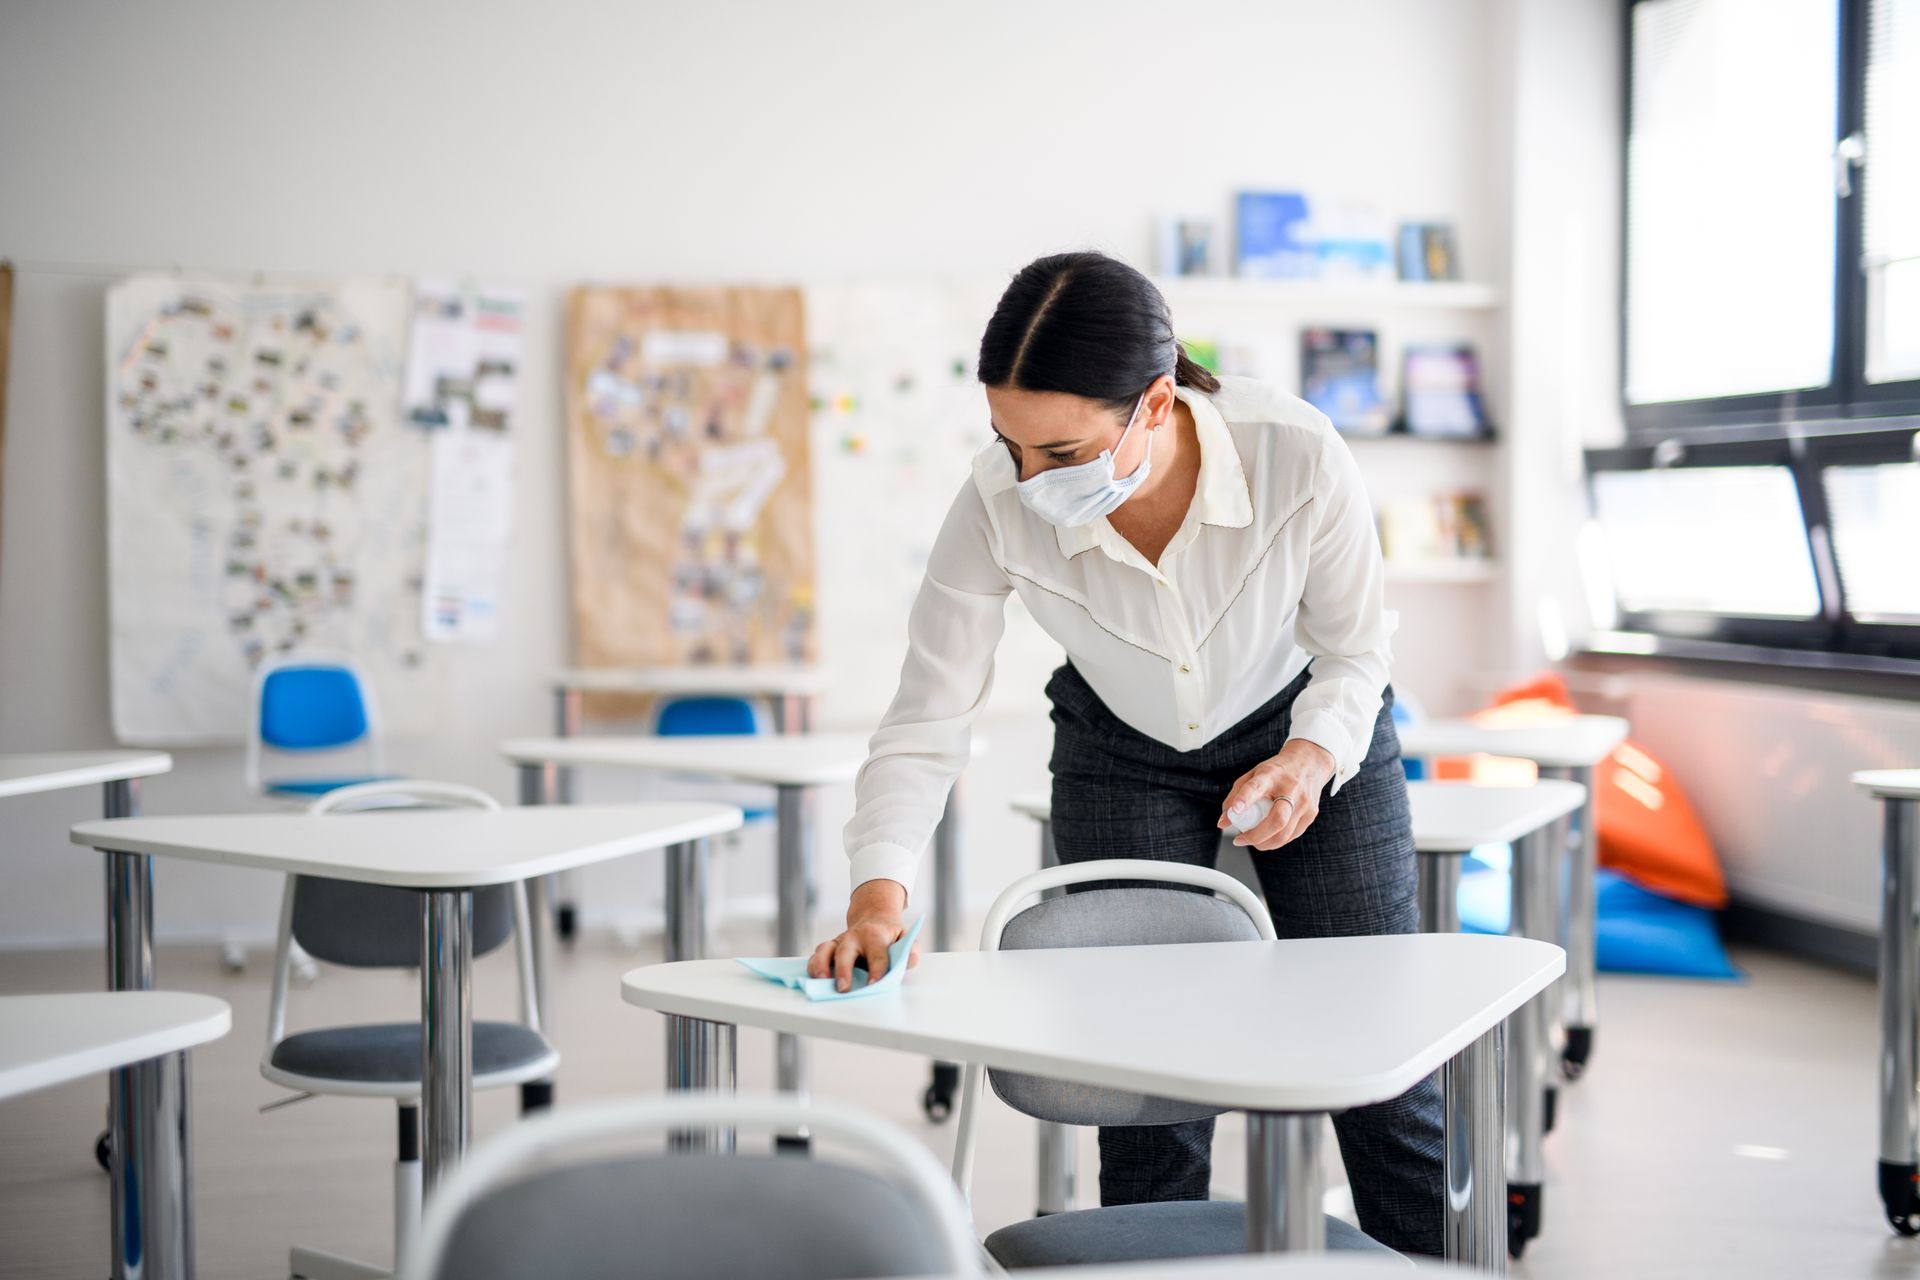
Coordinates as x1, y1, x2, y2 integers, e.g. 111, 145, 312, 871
0, 751, 173, 800
0, 993, 231, 1101
1396, 715, 1629, 767
501, 733, 871, 785
1855, 770, 1920, 801
624, 933, 1562, 1112
72, 803, 743, 888
1011, 781, 1586, 852
553, 666, 831, 696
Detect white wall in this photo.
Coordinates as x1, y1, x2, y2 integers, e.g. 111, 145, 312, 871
0, 0, 1507, 945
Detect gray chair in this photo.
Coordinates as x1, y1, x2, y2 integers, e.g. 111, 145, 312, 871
399, 1092, 980, 1280
950, 859, 1400, 1268
261, 781, 558, 1280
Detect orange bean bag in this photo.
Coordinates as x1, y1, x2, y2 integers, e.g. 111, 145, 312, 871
1433, 672, 1726, 909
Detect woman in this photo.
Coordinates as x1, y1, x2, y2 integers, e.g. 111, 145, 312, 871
807, 250, 1440, 1254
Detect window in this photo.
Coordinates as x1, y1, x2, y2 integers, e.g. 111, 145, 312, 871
1625, 0, 1839, 410
1622, 0, 1920, 430
1596, 2, 1920, 679
1863, 0, 1920, 387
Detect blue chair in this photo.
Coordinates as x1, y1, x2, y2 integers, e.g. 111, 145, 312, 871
246, 654, 401, 802
654, 696, 776, 825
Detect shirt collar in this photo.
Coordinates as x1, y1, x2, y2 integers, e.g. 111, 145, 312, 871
1052, 383, 1253, 559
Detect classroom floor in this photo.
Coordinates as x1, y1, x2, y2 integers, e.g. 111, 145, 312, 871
0, 930, 1906, 1280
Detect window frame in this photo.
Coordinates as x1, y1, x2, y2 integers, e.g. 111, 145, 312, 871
1620, 0, 1920, 437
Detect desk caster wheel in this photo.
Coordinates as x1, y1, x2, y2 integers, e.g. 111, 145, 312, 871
923, 1062, 959, 1123
1562, 1025, 1593, 1080
1543, 1084, 1558, 1135
1882, 1161, 1920, 1235
1507, 1182, 1542, 1258
95, 1129, 112, 1172
557, 904, 578, 946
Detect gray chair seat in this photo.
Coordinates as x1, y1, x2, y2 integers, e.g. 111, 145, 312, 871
270, 1021, 553, 1084
984, 1200, 1398, 1268
434, 1154, 953, 1280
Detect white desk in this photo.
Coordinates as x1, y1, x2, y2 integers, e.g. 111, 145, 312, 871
0, 992, 230, 1100
1406, 779, 1584, 1256
72, 802, 742, 1215
1, 750, 172, 1278
502, 732, 976, 1120
0, 750, 173, 801
1856, 769, 1920, 1236
1007, 780, 1584, 1247
0, 992, 230, 1280
551, 665, 829, 735
1397, 715, 1627, 1083
625, 933, 1563, 1264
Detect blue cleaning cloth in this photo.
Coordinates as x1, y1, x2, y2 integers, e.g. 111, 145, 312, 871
737, 914, 926, 1002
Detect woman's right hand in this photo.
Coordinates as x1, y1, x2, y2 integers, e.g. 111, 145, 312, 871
807, 879, 919, 993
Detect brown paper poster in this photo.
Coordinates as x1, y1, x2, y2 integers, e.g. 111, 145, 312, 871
564, 286, 815, 685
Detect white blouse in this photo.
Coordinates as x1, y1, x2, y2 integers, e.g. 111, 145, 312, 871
846, 376, 1395, 894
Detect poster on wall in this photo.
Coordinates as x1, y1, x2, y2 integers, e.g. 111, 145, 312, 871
405, 279, 523, 644
105, 271, 444, 745
564, 286, 815, 677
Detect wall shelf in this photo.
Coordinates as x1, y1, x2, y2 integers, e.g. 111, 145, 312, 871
1384, 559, 1499, 584
1155, 277, 1501, 311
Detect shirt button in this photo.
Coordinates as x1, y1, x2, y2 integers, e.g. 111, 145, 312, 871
1178, 664, 1191, 674
1187, 722, 1199, 731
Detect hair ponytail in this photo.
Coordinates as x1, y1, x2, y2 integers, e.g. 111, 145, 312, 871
978, 251, 1219, 412
1173, 341, 1222, 394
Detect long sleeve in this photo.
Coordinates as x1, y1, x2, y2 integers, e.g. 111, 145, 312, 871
1285, 427, 1397, 792
844, 479, 1011, 895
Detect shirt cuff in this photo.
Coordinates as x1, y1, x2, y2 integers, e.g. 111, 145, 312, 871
1285, 712, 1361, 795
849, 843, 920, 899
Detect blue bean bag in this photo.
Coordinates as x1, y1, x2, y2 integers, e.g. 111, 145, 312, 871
1458, 854, 1740, 981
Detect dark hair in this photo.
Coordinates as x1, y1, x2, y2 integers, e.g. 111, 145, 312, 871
977, 251, 1221, 412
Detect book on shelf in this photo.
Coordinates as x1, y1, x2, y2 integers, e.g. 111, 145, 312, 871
1301, 328, 1390, 436
1402, 344, 1490, 438
1157, 216, 1218, 277
1396, 223, 1460, 282
1234, 191, 1316, 279
1377, 492, 1492, 565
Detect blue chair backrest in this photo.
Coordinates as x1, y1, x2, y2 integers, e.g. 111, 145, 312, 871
657, 696, 760, 737
261, 665, 370, 751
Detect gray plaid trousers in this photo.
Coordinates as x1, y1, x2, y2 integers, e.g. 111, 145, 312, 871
1046, 660, 1444, 1257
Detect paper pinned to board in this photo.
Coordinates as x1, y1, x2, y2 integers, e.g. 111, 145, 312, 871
737, 914, 925, 1002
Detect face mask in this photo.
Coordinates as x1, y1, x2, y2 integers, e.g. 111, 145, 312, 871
1015, 391, 1154, 528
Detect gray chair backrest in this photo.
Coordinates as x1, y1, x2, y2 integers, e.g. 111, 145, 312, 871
988, 886, 1261, 1127
432, 1153, 955, 1280
291, 878, 515, 969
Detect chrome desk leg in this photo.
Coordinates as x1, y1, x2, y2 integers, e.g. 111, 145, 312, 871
516, 764, 557, 1042
1507, 826, 1555, 1254
666, 1015, 739, 1152
665, 839, 710, 963
552, 687, 582, 944
1879, 797, 1920, 1234
774, 785, 814, 1100
420, 890, 474, 1198
1418, 851, 1464, 933
103, 817, 195, 1280
1446, 1023, 1508, 1271
922, 781, 965, 1122
1543, 764, 1599, 1078
1245, 1112, 1326, 1252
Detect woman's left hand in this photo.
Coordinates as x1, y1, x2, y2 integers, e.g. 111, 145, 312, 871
1218, 739, 1338, 851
